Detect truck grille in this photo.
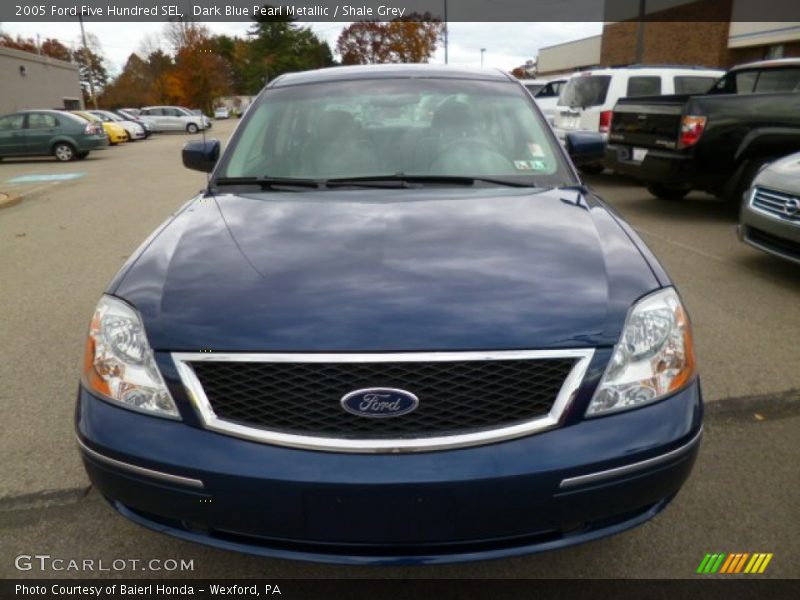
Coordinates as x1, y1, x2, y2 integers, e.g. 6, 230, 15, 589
173, 351, 593, 452
752, 187, 800, 223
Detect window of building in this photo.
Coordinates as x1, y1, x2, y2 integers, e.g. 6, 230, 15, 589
765, 44, 785, 59
62, 98, 81, 110
626, 76, 661, 97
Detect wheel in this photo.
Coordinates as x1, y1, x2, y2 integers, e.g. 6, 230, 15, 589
53, 142, 76, 162
125, 132, 133, 142
76, 151, 89, 160
645, 182, 690, 201
186, 123, 199, 134
732, 157, 772, 204
578, 163, 604, 175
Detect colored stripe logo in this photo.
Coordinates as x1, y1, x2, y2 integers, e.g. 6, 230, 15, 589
697, 553, 773, 574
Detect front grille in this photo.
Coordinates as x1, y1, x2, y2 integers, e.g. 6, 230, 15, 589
752, 187, 800, 222
746, 227, 800, 261
187, 357, 576, 440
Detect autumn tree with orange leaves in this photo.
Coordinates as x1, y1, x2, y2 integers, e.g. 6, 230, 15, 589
337, 15, 444, 65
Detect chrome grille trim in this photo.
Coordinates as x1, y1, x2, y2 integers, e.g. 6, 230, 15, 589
172, 350, 595, 454
750, 187, 800, 222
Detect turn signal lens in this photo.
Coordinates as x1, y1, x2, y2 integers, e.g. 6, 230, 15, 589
82, 295, 179, 419
587, 287, 696, 417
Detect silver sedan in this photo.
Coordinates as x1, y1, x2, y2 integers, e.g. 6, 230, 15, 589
739, 152, 800, 265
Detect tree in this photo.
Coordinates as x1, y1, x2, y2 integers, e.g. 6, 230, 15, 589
40, 38, 72, 61
0, 34, 38, 54
337, 15, 444, 65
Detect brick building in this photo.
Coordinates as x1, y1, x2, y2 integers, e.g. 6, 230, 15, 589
600, 0, 800, 69
536, 0, 800, 77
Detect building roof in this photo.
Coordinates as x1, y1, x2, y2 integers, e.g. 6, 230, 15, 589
271, 64, 512, 87
0, 45, 78, 71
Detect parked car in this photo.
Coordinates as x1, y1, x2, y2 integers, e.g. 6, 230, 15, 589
120, 107, 141, 117
185, 107, 212, 129
89, 109, 146, 141
520, 78, 550, 95
605, 58, 800, 201
138, 106, 207, 133
553, 66, 724, 172
0, 110, 107, 161
114, 109, 153, 137
214, 106, 231, 119
76, 65, 700, 565
533, 78, 568, 125
739, 151, 800, 264
71, 110, 128, 145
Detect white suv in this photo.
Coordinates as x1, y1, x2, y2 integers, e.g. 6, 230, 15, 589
552, 66, 724, 142
138, 106, 207, 134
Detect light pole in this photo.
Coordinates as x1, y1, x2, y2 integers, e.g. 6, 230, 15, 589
443, 0, 449, 64
78, 15, 97, 109
480, 48, 487, 68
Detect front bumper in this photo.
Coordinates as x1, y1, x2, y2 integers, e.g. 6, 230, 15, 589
739, 201, 800, 265
76, 377, 702, 565
604, 144, 698, 185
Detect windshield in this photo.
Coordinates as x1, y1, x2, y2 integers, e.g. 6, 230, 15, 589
558, 75, 611, 108
219, 78, 571, 185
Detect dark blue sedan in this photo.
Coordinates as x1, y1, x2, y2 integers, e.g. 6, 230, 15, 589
76, 65, 701, 565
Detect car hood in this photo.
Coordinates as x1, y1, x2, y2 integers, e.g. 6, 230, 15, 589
112, 187, 660, 352
755, 152, 800, 193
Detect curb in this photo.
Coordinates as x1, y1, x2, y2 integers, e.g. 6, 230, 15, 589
0, 191, 21, 210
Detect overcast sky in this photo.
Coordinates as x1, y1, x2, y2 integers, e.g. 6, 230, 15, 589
0, 21, 602, 75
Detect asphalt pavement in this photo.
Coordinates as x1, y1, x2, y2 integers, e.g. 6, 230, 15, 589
0, 120, 797, 578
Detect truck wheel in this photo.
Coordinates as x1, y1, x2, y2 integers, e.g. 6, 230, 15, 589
733, 158, 772, 204
186, 123, 199, 134
53, 142, 76, 162
578, 163, 604, 175
646, 182, 690, 201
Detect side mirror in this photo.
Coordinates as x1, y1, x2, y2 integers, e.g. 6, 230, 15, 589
565, 131, 606, 167
182, 139, 220, 173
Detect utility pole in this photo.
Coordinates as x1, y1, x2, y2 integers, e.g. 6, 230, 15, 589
635, 0, 646, 64
444, 0, 449, 64
480, 48, 486, 68
78, 15, 98, 108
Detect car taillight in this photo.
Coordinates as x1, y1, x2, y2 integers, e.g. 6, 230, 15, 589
679, 115, 706, 148
599, 110, 612, 134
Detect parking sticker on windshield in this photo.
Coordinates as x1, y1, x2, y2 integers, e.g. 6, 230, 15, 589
514, 160, 548, 171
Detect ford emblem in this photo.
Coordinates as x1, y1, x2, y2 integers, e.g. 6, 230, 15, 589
341, 388, 419, 418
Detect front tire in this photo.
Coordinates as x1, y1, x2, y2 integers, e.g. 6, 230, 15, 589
53, 142, 76, 162
578, 163, 604, 175
186, 123, 199, 134
646, 182, 690, 201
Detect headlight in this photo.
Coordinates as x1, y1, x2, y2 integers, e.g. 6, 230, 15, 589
587, 287, 696, 417
82, 295, 179, 419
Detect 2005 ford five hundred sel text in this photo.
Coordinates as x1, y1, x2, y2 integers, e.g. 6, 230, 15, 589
76, 65, 702, 565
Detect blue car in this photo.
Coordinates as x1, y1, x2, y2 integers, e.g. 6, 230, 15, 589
76, 65, 701, 565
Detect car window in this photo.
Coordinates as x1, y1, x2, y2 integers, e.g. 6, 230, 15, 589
0, 114, 25, 130
626, 76, 661, 97
220, 78, 572, 185
559, 75, 611, 107
711, 70, 758, 94
524, 83, 544, 95
754, 68, 800, 93
535, 82, 558, 98
674, 76, 717, 94
27, 113, 58, 129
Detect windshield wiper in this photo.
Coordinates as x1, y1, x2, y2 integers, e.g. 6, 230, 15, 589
324, 174, 541, 189
212, 176, 323, 191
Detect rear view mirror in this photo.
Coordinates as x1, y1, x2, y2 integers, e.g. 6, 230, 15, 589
182, 139, 220, 173
565, 131, 606, 167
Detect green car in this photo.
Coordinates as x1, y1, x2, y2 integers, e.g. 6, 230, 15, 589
0, 110, 109, 162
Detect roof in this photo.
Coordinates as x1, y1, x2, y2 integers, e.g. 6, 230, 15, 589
0, 46, 78, 71
730, 57, 800, 71
271, 64, 513, 87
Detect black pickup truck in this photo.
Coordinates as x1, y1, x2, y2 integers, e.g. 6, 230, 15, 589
605, 58, 800, 201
